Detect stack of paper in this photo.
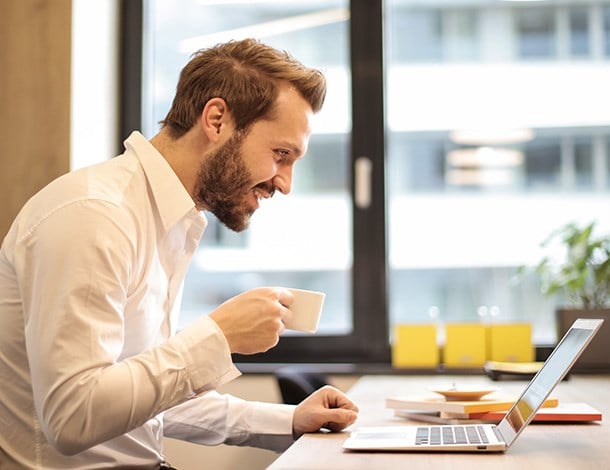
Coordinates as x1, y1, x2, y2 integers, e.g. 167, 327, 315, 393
386, 395, 602, 424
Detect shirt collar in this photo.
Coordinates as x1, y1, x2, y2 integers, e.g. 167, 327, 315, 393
123, 131, 205, 232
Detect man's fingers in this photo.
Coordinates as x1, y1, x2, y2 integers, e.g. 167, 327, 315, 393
322, 409, 358, 431
276, 287, 295, 308
320, 386, 359, 412
279, 304, 293, 331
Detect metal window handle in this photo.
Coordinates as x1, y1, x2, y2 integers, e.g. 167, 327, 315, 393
355, 156, 372, 209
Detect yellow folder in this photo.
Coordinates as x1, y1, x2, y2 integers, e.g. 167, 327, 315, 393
444, 323, 487, 367
486, 323, 534, 362
392, 324, 439, 368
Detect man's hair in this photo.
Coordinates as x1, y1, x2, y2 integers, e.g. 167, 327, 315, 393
160, 38, 327, 138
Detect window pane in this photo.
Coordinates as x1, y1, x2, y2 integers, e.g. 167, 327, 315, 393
390, 8, 442, 62
569, 6, 590, 57
605, 6, 610, 56
524, 137, 561, 189
386, 1, 610, 345
388, 134, 446, 192
144, 0, 352, 335
443, 9, 479, 61
574, 137, 593, 188
516, 7, 556, 59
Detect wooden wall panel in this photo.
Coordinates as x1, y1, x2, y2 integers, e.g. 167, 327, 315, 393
0, 0, 72, 239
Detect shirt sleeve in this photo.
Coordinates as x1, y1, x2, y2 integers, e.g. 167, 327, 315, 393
13, 201, 240, 456
163, 391, 296, 453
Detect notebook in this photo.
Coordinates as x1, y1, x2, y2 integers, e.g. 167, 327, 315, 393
343, 318, 603, 452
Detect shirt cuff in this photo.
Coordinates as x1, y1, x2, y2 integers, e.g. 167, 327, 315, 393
233, 400, 296, 452
170, 315, 241, 394
247, 401, 295, 436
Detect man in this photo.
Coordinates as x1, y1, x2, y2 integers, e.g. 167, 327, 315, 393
0, 38, 358, 468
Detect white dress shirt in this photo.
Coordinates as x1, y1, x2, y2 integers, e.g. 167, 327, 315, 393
0, 132, 295, 469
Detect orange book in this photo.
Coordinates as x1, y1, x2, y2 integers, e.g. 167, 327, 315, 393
464, 402, 602, 422
385, 395, 558, 415
395, 402, 601, 424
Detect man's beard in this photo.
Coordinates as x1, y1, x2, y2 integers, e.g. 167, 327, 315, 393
194, 131, 261, 232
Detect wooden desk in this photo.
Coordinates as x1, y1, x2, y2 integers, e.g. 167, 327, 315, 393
269, 374, 610, 469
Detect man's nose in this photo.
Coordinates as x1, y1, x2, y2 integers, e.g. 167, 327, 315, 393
273, 164, 294, 195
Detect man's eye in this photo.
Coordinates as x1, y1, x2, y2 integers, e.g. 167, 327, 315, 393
275, 150, 290, 160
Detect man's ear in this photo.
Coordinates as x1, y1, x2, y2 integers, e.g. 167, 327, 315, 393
201, 97, 229, 142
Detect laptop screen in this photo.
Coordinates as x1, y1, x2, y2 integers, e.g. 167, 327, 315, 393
498, 319, 603, 446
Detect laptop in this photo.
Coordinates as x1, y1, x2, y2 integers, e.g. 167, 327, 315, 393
343, 318, 603, 453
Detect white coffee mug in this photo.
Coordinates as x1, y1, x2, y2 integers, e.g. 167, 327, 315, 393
284, 288, 325, 333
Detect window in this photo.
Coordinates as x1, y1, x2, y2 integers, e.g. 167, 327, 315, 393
605, 5, 610, 56
123, 0, 610, 363
156, 0, 355, 338
516, 7, 556, 59
386, 1, 610, 347
569, 6, 590, 57
573, 136, 593, 188
389, 8, 442, 62
124, 0, 388, 363
524, 137, 562, 189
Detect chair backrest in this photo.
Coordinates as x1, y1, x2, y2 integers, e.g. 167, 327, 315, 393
273, 367, 329, 405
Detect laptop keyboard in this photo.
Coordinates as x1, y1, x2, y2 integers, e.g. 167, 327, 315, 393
415, 425, 490, 446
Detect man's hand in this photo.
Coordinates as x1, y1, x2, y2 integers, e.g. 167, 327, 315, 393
209, 287, 295, 354
292, 386, 359, 438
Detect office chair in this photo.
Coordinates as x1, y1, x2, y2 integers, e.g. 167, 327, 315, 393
273, 366, 329, 405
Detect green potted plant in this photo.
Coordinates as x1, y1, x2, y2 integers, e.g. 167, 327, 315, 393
530, 221, 610, 370
535, 221, 610, 308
